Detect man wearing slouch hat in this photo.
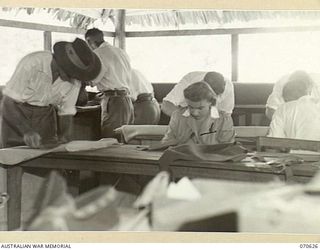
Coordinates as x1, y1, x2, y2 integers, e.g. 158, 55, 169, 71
0, 38, 101, 148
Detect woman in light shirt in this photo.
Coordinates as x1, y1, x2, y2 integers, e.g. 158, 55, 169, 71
156, 81, 235, 149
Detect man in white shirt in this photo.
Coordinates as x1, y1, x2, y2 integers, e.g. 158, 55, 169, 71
1, 38, 101, 148
129, 69, 160, 125
265, 70, 320, 120
162, 71, 234, 117
268, 79, 320, 140
85, 28, 134, 139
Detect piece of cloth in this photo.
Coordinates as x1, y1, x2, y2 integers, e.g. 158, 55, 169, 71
268, 95, 320, 140
163, 71, 235, 114
91, 42, 132, 92
151, 178, 281, 231
159, 143, 248, 172
28, 171, 149, 231
0, 138, 118, 166
266, 72, 320, 110
129, 69, 154, 101
134, 94, 161, 125
1, 95, 58, 148
238, 182, 320, 233
3, 51, 81, 116
101, 94, 134, 138
161, 107, 235, 146
114, 125, 168, 143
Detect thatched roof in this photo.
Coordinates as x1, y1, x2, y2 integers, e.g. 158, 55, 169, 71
3, 8, 320, 29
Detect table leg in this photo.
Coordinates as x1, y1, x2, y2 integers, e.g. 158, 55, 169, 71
6, 166, 23, 231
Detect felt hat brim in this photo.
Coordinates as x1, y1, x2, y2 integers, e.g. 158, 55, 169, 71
53, 41, 101, 82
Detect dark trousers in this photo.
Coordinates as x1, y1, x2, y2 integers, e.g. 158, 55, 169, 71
0, 96, 58, 148
133, 93, 161, 125
101, 94, 134, 139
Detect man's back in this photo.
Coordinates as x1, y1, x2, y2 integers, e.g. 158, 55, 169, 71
94, 42, 131, 90
269, 95, 320, 140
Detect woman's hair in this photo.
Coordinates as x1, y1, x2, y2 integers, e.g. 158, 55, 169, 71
183, 81, 217, 105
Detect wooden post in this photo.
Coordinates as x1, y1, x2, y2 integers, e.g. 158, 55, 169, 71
231, 34, 239, 82
114, 9, 126, 50
44, 31, 52, 51
6, 166, 23, 230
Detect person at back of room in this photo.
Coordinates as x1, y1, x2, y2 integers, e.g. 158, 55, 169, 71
268, 79, 320, 140
161, 71, 234, 117
85, 28, 134, 140
129, 68, 160, 125
265, 70, 320, 120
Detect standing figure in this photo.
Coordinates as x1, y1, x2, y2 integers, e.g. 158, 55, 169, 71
0, 38, 101, 148
162, 71, 234, 117
130, 69, 160, 125
85, 28, 134, 140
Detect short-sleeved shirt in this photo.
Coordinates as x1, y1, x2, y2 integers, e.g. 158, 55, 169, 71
163, 71, 235, 114
92, 42, 132, 92
266, 72, 320, 110
162, 106, 235, 146
3, 51, 81, 116
129, 69, 154, 101
268, 95, 320, 140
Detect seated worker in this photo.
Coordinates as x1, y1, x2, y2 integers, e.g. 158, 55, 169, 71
129, 69, 161, 125
155, 81, 235, 149
1, 38, 101, 148
265, 70, 320, 120
161, 71, 234, 117
268, 79, 320, 140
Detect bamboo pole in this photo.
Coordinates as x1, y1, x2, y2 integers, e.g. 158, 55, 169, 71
43, 31, 52, 51
231, 34, 239, 82
114, 9, 126, 49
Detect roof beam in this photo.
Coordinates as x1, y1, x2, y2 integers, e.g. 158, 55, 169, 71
126, 26, 320, 37
0, 19, 115, 37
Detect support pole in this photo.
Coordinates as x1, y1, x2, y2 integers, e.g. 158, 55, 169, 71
231, 34, 239, 82
114, 9, 126, 50
44, 31, 52, 51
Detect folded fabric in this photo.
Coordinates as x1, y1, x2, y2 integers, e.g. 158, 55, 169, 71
114, 125, 168, 143
28, 171, 150, 231
159, 143, 248, 172
64, 138, 118, 152
0, 138, 118, 166
151, 178, 284, 231
234, 126, 269, 137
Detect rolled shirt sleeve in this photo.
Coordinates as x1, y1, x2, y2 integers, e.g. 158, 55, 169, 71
266, 74, 290, 110
53, 79, 81, 116
216, 112, 236, 143
268, 106, 286, 138
217, 79, 234, 114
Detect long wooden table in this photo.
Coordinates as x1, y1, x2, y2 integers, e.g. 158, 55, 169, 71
2, 144, 319, 230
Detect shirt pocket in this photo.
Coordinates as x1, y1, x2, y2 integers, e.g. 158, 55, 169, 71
199, 131, 218, 144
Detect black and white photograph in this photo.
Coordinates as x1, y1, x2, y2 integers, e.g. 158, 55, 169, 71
0, 5, 320, 238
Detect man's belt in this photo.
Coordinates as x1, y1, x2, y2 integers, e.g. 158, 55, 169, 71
136, 93, 153, 102
104, 89, 128, 96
